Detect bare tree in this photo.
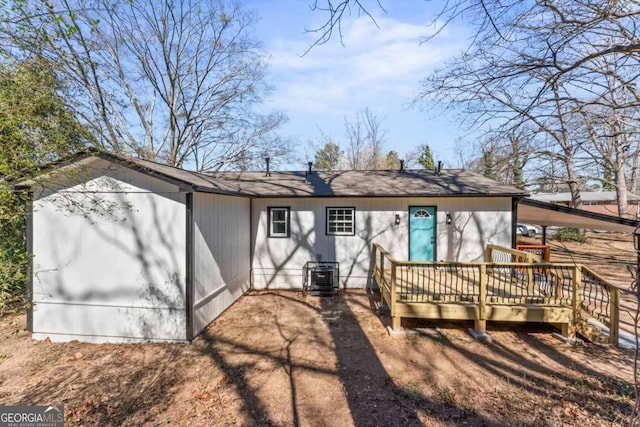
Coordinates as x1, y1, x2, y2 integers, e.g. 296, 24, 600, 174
1, 0, 287, 170
452, 137, 475, 170
309, 1, 640, 84
456, 130, 532, 188
580, 113, 636, 217
629, 147, 640, 195
310, 108, 395, 170
506, 132, 530, 190
306, 1, 385, 53
343, 108, 386, 170
306, 4, 640, 422
309, 1, 640, 203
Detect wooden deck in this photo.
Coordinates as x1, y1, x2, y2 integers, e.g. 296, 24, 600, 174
384, 267, 572, 305
372, 243, 621, 344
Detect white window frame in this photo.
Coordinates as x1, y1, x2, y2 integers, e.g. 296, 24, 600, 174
326, 207, 356, 236
268, 207, 290, 238
412, 209, 431, 218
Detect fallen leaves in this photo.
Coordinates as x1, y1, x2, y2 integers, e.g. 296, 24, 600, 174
193, 390, 210, 400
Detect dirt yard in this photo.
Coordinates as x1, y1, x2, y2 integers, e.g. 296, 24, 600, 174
521, 232, 639, 338
520, 232, 637, 289
0, 289, 635, 426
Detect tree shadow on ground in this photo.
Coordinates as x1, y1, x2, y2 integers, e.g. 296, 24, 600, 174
198, 291, 500, 426
336, 292, 632, 425
318, 293, 494, 426
7, 289, 634, 425
392, 311, 634, 424
9, 342, 185, 425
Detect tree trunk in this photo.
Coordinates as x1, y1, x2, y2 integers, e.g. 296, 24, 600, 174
615, 170, 629, 217
614, 135, 629, 217
509, 135, 525, 190
565, 151, 582, 210
629, 148, 639, 194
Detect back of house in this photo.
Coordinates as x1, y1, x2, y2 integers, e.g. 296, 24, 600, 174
18, 152, 526, 343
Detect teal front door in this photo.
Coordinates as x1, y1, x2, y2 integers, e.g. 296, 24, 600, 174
409, 206, 436, 261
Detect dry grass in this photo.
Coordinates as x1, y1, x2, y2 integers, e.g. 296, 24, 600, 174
0, 289, 635, 426
521, 232, 636, 289
521, 232, 639, 338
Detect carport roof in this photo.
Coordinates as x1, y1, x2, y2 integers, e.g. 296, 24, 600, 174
519, 198, 640, 234
532, 191, 640, 203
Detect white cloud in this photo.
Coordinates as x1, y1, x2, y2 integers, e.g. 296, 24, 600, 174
265, 15, 465, 114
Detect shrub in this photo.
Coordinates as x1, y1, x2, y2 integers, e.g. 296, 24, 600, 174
552, 227, 586, 243
0, 184, 28, 314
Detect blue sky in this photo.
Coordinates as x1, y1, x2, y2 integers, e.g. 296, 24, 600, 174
246, 1, 470, 169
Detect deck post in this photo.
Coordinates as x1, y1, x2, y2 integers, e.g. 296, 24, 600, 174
474, 319, 487, 333
372, 244, 378, 281
552, 322, 570, 337
485, 246, 492, 262
477, 264, 487, 333
390, 261, 400, 330
572, 266, 582, 331
380, 249, 385, 283
609, 287, 620, 346
526, 264, 534, 293
554, 271, 563, 301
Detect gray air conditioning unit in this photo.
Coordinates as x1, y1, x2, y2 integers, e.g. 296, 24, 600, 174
302, 261, 340, 297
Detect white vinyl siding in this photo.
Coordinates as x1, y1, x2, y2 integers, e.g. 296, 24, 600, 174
192, 193, 251, 335
32, 159, 187, 343
251, 197, 512, 289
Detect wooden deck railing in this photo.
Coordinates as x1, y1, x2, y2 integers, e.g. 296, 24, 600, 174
486, 244, 621, 344
486, 244, 542, 263
516, 243, 551, 262
372, 242, 621, 345
579, 266, 621, 345
485, 263, 574, 304
372, 243, 398, 328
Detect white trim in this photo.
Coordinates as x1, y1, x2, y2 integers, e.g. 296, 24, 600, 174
412, 209, 431, 218
269, 207, 289, 237
327, 207, 355, 235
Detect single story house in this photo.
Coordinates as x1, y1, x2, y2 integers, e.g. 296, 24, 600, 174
19, 152, 527, 343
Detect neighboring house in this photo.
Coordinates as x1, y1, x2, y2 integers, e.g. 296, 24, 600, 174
532, 191, 640, 218
18, 152, 526, 343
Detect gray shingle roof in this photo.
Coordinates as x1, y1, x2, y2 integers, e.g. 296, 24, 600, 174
204, 169, 528, 197
17, 151, 528, 198
119, 156, 242, 194
15, 151, 243, 196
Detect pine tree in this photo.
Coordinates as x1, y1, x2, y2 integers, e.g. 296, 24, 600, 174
418, 144, 436, 170
314, 142, 342, 171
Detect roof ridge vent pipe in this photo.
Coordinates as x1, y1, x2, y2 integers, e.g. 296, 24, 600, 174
305, 161, 313, 183
399, 159, 405, 172
265, 157, 271, 177
436, 160, 442, 176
